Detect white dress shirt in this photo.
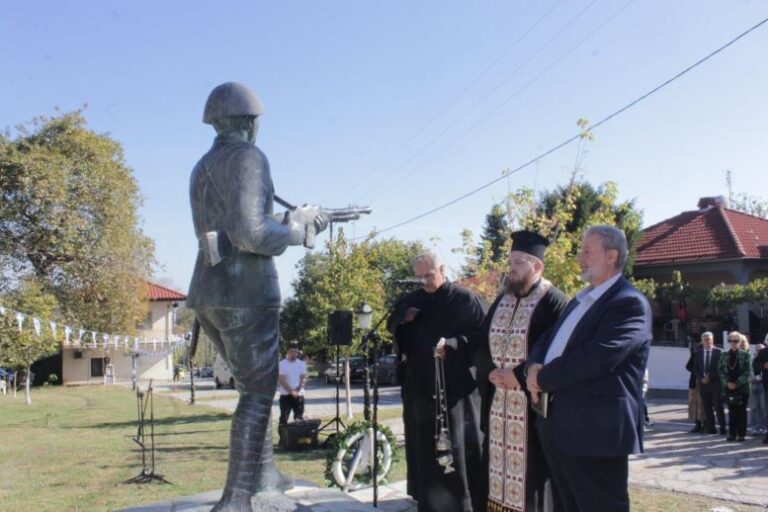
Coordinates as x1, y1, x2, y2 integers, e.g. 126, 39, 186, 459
544, 272, 622, 364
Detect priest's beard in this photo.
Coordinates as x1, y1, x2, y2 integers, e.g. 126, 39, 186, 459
505, 268, 536, 296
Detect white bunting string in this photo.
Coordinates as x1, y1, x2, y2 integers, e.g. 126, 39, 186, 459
0, 302, 189, 357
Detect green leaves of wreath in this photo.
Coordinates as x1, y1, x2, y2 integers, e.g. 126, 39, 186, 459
324, 420, 398, 488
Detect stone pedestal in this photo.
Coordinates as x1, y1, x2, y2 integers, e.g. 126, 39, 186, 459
118, 480, 416, 512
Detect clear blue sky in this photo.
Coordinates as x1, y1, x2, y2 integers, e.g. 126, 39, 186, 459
2, 1, 767, 299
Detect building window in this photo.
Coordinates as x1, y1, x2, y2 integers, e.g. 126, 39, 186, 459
91, 358, 105, 378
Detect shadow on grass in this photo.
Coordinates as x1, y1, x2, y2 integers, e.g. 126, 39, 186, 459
80, 412, 233, 429
151, 445, 230, 453
152, 429, 231, 437
275, 447, 332, 462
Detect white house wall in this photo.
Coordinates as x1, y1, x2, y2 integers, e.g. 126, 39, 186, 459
647, 346, 689, 390
147, 301, 175, 340
61, 347, 172, 385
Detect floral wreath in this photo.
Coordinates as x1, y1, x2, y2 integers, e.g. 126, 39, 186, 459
324, 419, 398, 488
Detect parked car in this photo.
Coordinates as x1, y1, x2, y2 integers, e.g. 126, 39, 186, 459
213, 354, 236, 389
372, 354, 400, 386
199, 366, 214, 378
323, 356, 366, 384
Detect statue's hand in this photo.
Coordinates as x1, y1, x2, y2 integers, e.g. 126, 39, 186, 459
289, 204, 322, 226
313, 212, 329, 234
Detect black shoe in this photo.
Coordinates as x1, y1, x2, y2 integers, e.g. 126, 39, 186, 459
706, 429, 718, 434
719, 428, 728, 435
763, 436, 768, 444
689, 426, 703, 433
726, 436, 737, 441
737, 437, 746, 442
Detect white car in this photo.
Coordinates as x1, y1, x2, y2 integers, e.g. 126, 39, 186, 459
213, 354, 236, 389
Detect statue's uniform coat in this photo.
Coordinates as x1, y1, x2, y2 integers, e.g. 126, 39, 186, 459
188, 133, 292, 496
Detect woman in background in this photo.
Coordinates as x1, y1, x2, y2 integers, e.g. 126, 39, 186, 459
719, 331, 751, 442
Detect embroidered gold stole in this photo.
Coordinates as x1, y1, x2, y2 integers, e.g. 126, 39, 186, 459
487, 280, 551, 512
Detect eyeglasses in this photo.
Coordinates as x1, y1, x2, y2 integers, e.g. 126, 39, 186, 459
728, 339, 740, 343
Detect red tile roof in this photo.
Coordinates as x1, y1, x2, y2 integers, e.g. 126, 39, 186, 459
145, 281, 187, 301
635, 206, 768, 266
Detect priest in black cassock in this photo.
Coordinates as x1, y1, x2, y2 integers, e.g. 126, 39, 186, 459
387, 250, 486, 512
443, 231, 567, 512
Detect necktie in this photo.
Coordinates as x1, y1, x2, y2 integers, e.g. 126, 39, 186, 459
705, 351, 710, 375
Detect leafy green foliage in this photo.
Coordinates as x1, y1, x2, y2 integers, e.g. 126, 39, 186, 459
457, 174, 643, 300
280, 233, 424, 358
729, 192, 768, 219
0, 278, 59, 370
0, 110, 155, 334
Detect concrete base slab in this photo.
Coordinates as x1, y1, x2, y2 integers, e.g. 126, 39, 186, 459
118, 480, 417, 512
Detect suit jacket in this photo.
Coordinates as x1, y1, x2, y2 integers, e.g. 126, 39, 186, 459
187, 135, 294, 309
692, 347, 723, 392
527, 276, 651, 457
753, 346, 768, 382
718, 349, 751, 395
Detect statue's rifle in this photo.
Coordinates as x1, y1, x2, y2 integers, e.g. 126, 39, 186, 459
273, 194, 372, 249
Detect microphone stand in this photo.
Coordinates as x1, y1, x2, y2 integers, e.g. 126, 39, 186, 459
361, 313, 389, 508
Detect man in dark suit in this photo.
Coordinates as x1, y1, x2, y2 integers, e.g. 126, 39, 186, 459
525, 225, 652, 512
692, 331, 727, 434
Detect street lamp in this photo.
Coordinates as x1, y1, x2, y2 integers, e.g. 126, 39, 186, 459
356, 301, 381, 507
356, 302, 373, 330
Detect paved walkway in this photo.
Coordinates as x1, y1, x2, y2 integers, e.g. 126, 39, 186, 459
630, 398, 768, 507
156, 382, 768, 508
157, 378, 403, 423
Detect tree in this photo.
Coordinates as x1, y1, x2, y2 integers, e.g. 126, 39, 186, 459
0, 110, 155, 334
0, 279, 58, 404
478, 204, 510, 266
730, 192, 768, 219
280, 235, 424, 356
458, 175, 643, 300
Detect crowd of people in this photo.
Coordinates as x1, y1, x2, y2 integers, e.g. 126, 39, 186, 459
687, 330, 768, 443
388, 225, 651, 512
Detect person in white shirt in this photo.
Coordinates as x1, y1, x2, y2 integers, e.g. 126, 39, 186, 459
278, 343, 307, 424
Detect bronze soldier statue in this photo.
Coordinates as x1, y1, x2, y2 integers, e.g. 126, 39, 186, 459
187, 82, 329, 512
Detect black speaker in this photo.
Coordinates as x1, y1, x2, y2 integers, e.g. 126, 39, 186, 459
328, 310, 353, 346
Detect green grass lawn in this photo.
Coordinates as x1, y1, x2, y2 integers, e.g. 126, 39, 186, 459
0, 386, 762, 511
0, 385, 404, 511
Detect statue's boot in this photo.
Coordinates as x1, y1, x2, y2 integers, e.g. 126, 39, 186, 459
255, 418, 294, 493
211, 393, 273, 512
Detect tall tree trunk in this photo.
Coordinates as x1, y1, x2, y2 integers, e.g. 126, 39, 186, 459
25, 361, 32, 405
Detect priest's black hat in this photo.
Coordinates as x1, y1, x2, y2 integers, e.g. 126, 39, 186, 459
510, 230, 549, 260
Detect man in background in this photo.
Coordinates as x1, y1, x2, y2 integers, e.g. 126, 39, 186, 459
278, 343, 307, 425
693, 331, 727, 435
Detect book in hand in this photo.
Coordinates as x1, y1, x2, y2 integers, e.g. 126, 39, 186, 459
531, 392, 548, 418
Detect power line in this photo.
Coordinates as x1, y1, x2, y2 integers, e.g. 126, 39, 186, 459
334, 0, 567, 203
365, 0, 635, 204
360, 15, 768, 238
356, 0, 600, 203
